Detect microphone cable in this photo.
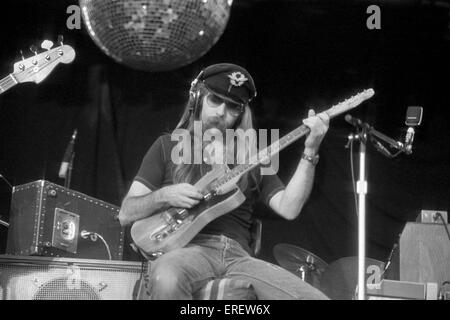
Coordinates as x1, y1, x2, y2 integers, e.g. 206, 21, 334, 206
349, 138, 359, 217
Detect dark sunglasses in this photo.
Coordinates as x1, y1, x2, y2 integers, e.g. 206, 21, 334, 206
206, 94, 244, 116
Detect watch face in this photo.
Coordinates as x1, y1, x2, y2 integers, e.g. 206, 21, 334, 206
302, 153, 319, 165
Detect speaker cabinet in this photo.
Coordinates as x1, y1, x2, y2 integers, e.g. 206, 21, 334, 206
6, 180, 124, 260
387, 222, 450, 287
0, 255, 149, 300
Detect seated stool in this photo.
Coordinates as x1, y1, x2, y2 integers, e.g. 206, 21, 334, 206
193, 277, 257, 300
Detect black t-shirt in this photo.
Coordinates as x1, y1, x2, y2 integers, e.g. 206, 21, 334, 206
134, 134, 285, 254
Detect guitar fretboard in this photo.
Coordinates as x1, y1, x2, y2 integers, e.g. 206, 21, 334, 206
0, 74, 18, 94
213, 88, 375, 190
215, 124, 311, 188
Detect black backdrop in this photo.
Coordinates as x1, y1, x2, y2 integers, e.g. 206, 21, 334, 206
0, 0, 449, 265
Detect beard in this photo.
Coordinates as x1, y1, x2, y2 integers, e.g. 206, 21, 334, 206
203, 116, 227, 134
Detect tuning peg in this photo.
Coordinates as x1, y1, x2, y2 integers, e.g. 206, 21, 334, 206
41, 40, 54, 51
30, 45, 38, 55
17, 50, 26, 71
57, 35, 64, 46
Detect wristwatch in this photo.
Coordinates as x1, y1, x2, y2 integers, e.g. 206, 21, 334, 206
301, 152, 320, 165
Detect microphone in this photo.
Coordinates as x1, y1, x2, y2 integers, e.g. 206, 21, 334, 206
403, 106, 423, 155
59, 129, 78, 179
345, 114, 369, 129
404, 127, 415, 154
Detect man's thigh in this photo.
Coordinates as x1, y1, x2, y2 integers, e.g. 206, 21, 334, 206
226, 257, 329, 300
150, 244, 220, 290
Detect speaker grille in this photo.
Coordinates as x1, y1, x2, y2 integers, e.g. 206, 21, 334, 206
33, 278, 100, 300
0, 255, 148, 300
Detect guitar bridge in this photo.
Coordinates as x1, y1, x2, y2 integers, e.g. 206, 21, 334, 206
150, 215, 194, 242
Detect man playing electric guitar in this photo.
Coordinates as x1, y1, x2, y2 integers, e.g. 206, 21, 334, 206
119, 63, 330, 300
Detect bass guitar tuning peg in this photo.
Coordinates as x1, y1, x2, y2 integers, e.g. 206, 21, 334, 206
41, 40, 54, 51
29, 45, 38, 55
57, 35, 64, 46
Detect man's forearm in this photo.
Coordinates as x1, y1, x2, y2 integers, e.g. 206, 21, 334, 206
278, 149, 316, 220
119, 188, 167, 226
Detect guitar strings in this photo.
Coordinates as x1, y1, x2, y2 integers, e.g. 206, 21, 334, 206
215, 124, 310, 188
0, 75, 16, 91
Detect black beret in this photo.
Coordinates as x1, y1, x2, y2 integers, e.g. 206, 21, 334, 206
200, 63, 257, 106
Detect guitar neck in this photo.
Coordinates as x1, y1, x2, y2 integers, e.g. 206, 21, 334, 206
0, 74, 18, 95
214, 89, 375, 188
216, 123, 312, 187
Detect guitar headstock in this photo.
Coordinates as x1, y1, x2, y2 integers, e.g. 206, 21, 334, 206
12, 39, 75, 84
327, 88, 375, 118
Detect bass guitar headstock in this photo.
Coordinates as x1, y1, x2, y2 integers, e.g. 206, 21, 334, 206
12, 37, 75, 84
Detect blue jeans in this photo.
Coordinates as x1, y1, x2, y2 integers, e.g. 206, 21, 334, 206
147, 234, 329, 300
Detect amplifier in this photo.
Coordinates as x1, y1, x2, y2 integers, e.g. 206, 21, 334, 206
0, 255, 149, 300
385, 222, 450, 288
6, 180, 124, 260
366, 279, 438, 300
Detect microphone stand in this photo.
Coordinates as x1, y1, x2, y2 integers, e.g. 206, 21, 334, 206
348, 126, 368, 300
346, 116, 406, 300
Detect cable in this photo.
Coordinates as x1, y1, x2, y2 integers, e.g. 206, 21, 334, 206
0, 219, 9, 228
379, 243, 398, 279
435, 212, 450, 244
349, 139, 359, 217
0, 174, 13, 189
80, 230, 112, 260
95, 233, 112, 261
368, 135, 403, 159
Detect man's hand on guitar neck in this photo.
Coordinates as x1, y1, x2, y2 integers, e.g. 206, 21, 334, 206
302, 109, 330, 155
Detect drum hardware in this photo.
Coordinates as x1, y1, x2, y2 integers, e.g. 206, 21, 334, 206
320, 256, 385, 300
273, 243, 328, 290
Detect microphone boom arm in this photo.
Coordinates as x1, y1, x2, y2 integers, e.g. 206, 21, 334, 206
367, 127, 404, 152
345, 114, 408, 158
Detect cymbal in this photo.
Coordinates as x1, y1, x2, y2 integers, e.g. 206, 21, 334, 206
273, 243, 328, 276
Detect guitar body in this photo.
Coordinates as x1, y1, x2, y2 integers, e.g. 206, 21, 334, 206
130, 166, 246, 257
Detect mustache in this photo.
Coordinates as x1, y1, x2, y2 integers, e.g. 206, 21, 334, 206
203, 116, 226, 132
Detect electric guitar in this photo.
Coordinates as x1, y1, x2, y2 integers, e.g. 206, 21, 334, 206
0, 39, 75, 96
131, 88, 375, 258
